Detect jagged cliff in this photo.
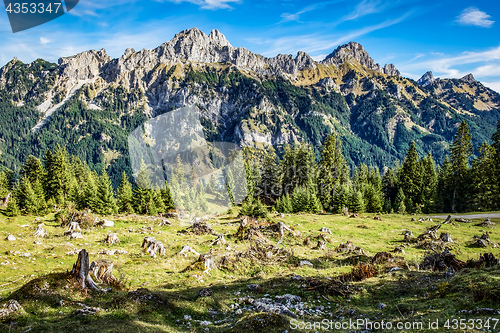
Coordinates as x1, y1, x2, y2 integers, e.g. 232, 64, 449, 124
0, 27, 499, 182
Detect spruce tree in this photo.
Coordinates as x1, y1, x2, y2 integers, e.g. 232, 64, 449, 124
420, 153, 438, 213
471, 142, 497, 211
160, 181, 175, 211
394, 188, 406, 214
17, 175, 38, 214
96, 169, 117, 215
382, 169, 398, 211
0, 171, 9, 197
318, 133, 349, 211
350, 189, 365, 213
117, 172, 135, 214
449, 121, 473, 212
6, 196, 20, 217
134, 159, 156, 215
398, 141, 422, 212
261, 149, 281, 198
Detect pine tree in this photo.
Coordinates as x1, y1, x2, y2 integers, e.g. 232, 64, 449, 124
32, 177, 47, 214
364, 183, 383, 213
6, 196, 20, 217
134, 159, 156, 215
17, 175, 38, 214
349, 189, 365, 213
275, 194, 293, 213
0, 171, 10, 197
160, 181, 175, 211
96, 169, 117, 215
79, 170, 99, 211
398, 142, 422, 212
318, 133, 349, 211
449, 121, 473, 212
44, 145, 71, 204
394, 188, 406, 214
420, 153, 438, 212
261, 149, 281, 198
382, 169, 398, 212
117, 172, 135, 214
471, 142, 497, 211
435, 156, 453, 212
332, 185, 350, 214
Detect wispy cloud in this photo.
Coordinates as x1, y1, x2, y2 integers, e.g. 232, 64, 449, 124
249, 12, 411, 58
40, 37, 50, 45
343, 0, 385, 22
456, 7, 494, 28
167, 0, 242, 10
403, 47, 500, 78
280, 1, 342, 23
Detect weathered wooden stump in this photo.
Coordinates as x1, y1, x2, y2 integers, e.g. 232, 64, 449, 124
440, 233, 453, 243
105, 233, 120, 245
179, 245, 200, 257
210, 234, 227, 246
314, 240, 327, 250
64, 222, 81, 235
70, 249, 99, 290
141, 237, 166, 258
90, 259, 117, 284
34, 225, 47, 238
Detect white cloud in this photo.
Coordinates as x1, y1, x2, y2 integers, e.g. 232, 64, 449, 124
482, 81, 500, 93
40, 37, 51, 45
403, 47, 500, 78
456, 7, 494, 28
167, 0, 242, 10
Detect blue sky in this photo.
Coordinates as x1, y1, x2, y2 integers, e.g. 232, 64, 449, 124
1, 0, 500, 92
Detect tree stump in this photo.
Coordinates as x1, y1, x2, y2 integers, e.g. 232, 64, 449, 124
70, 249, 99, 290
179, 245, 200, 257
303, 238, 311, 246
64, 222, 81, 235
440, 233, 453, 243
90, 259, 117, 284
105, 233, 120, 245
320, 227, 332, 234
314, 240, 327, 250
158, 219, 172, 227
210, 234, 226, 246
198, 251, 216, 273
403, 230, 413, 242
34, 225, 47, 238
141, 237, 166, 257
70, 232, 83, 239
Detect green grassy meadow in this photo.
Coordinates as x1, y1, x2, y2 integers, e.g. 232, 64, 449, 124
0, 208, 499, 332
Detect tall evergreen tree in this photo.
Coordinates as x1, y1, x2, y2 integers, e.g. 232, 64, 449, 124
117, 172, 135, 214
96, 169, 117, 215
382, 169, 398, 212
44, 145, 71, 204
261, 149, 281, 199
420, 153, 438, 213
318, 133, 349, 211
134, 159, 156, 215
471, 142, 497, 211
0, 171, 9, 197
398, 142, 422, 212
160, 181, 175, 211
449, 121, 473, 212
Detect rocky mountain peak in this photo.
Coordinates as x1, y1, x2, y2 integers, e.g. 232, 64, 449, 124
58, 49, 111, 81
461, 73, 476, 84
208, 29, 231, 48
417, 71, 435, 87
322, 41, 399, 76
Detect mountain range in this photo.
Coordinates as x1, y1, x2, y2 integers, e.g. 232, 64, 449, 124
1, 27, 499, 185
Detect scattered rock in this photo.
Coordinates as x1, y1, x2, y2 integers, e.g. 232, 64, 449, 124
198, 288, 213, 297
158, 219, 172, 227
0, 300, 24, 319
320, 227, 332, 234
70, 232, 83, 239
6, 234, 16, 241
99, 219, 114, 227
247, 284, 260, 291
299, 260, 313, 267
377, 303, 386, 310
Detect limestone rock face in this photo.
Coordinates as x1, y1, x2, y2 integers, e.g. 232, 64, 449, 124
418, 71, 436, 87
58, 49, 111, 81
461, 73, 476, 84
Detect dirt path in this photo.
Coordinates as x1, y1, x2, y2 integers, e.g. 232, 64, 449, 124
431, 213, 500, 220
